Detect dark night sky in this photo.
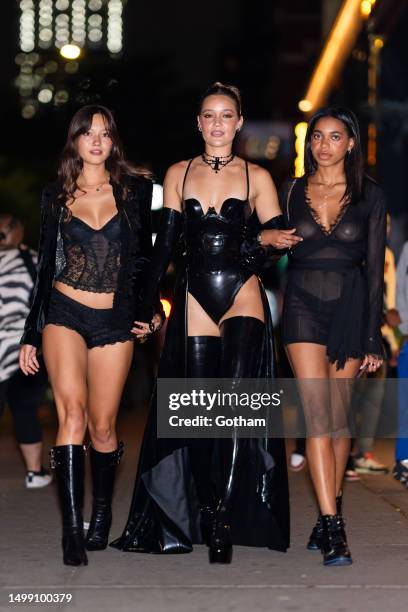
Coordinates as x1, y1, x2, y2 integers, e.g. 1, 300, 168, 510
1, 1, 407, 240
0, 1, 321, 177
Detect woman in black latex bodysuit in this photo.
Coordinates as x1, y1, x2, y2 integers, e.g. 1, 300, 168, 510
260, 107, 386, 566
111, 83, 300, 563
19, 106, 162, 566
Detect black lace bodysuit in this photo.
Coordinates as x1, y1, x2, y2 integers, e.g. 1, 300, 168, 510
183, 159, 253, 322
56, 212, 121, 292
281, 175, 386, 368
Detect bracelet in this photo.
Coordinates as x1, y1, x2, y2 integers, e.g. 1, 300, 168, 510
256, 232, 263, 245
149, 320, 156, 333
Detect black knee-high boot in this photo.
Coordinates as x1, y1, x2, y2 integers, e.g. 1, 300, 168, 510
50, 445, 88, 566
209, 316, 265, 564
85, 442, 124, 551
187, 336, 221, 545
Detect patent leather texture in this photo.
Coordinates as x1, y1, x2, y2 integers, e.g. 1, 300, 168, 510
208, 317, 265, 564
50, 445, 88, 566
111, 165, 290, 555
185, 198, 250, 323
85, 442, 124, 551
321, 514, 352, 566
186, 336, 220, 546
307, 495, 343, 551
136, 207, 183, 323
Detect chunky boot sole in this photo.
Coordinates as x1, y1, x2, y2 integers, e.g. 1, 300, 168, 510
85, 541, 108, 551
307, 540, 322, 551
323, 555, 353, 567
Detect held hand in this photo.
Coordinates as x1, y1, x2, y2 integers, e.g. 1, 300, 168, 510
131, 314, 163, 340
19, 345, 40, 376
258, 228, 303, 249
385, 308, 401, 328
360, 354, 383, 374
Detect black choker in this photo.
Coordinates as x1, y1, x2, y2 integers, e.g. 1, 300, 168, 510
202, 152, 234, 173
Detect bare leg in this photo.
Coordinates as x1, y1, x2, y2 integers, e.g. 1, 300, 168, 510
42, 324, 88, 445
329, 358, 361, 496
286, 343, 335, 515
87, 341, 134, 452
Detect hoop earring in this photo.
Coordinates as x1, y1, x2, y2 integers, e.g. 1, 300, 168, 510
197, 125, 202, 132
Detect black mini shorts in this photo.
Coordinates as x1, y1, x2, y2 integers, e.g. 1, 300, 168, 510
45, 289, 134, 349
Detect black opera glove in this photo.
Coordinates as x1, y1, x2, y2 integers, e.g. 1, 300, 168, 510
135, 207, 183, 323
241, 214, 286, 273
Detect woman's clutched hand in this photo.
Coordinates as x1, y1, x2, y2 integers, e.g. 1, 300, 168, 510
257, 228, 303, 250
360, 354, 383, 374
131, 313, 163, 340
19, 345, 40, 376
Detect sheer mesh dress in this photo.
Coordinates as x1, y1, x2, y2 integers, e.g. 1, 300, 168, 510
281, 175, 386, 368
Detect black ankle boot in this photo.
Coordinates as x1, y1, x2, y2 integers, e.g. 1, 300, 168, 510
307, 495, 343, 551
321, 514, 352, 566
85, 442, 124, 551
50, 445, 88, 567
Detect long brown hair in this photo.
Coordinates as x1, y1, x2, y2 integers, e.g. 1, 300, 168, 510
58, 104, 150, 207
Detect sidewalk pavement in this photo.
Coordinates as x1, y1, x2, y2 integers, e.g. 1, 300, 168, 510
1, 409, 408, 612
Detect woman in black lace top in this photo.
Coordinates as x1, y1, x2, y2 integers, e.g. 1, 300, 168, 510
19, 105, 162, 567
259, 107, 386, 566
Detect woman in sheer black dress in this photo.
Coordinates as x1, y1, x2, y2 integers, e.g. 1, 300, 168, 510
111, 83, 299, 564
259, 107, 386, 566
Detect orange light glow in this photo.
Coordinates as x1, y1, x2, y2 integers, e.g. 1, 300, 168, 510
161, 299, 172, 318
301, 0, 364, 114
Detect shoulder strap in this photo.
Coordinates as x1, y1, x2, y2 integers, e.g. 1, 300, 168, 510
245, 160, 250, 200
286, 179, 297, 222
181, 159, 194, 199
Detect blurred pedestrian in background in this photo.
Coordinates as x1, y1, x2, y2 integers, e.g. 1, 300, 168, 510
386, 239, 408, 487
0, 213, 51, 488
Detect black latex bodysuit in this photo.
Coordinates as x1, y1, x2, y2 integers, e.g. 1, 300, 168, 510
183, 158, 253, 321
56, 212, 121, 292
110, 159, 290, 554
281, 175, 386, 368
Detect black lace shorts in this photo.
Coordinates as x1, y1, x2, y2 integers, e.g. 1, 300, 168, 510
45, 289, 134, 349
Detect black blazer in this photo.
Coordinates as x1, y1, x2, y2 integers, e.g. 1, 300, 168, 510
21, 174, 160, 347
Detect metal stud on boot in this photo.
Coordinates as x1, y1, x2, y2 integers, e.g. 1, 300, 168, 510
321, 514, 352, 566
307, 495, 343, 551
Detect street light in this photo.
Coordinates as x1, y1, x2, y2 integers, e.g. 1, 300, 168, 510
60, 43, 81, 59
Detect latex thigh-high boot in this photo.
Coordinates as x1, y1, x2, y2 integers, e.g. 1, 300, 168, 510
208, 316, 265, 564
187, 336, 221, 545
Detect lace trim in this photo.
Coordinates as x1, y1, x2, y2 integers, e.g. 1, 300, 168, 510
304, 185, 350, 237
55, 277, 117, 293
